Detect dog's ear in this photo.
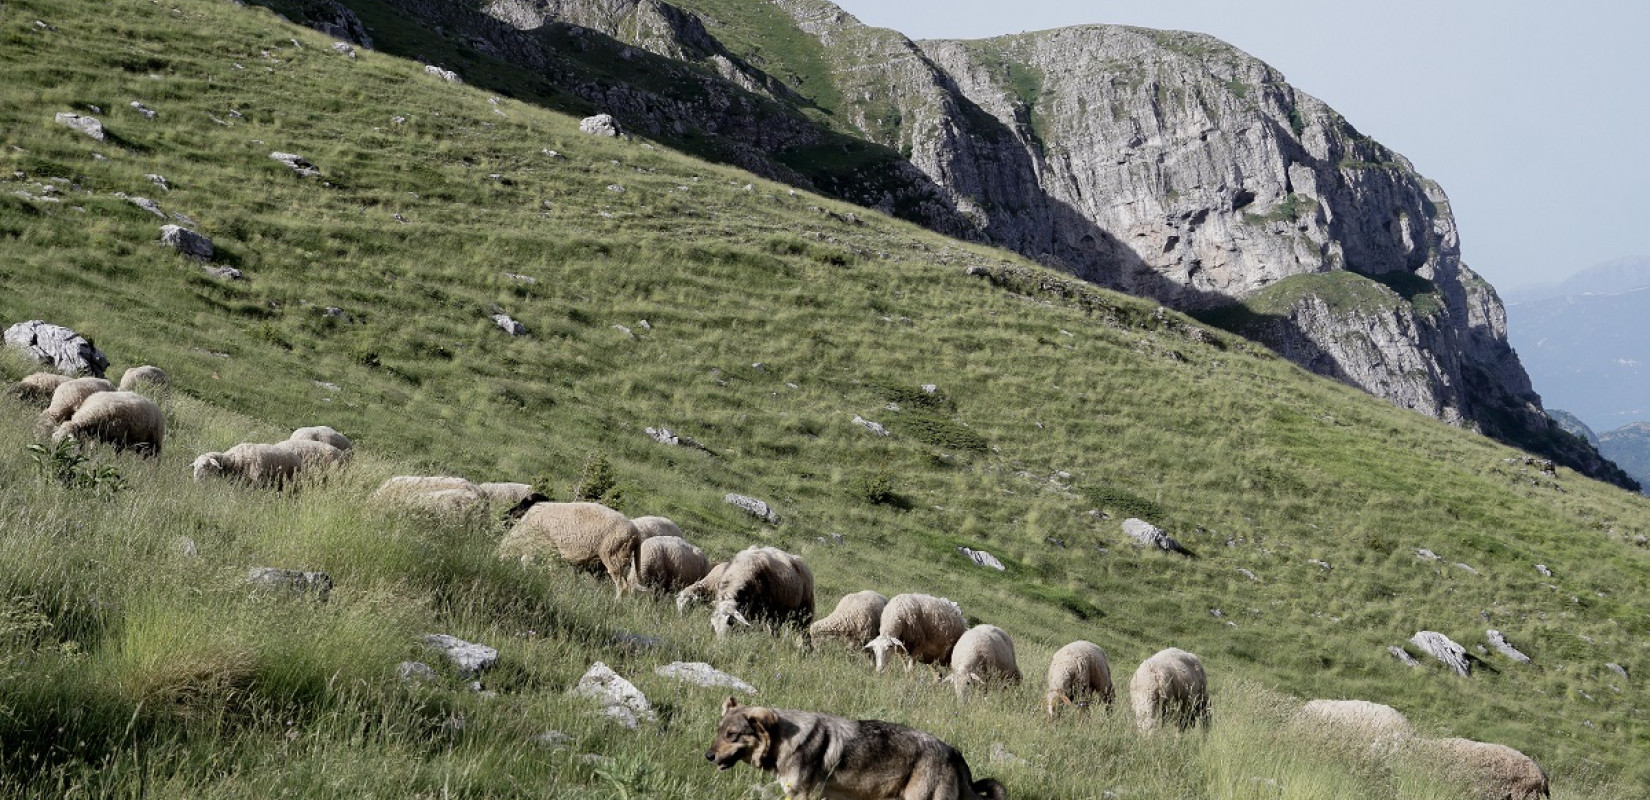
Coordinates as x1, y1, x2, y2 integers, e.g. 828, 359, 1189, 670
749, 706, 779, 731
721, 696, 741, 716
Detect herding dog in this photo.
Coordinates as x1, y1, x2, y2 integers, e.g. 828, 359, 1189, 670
705, 696, 1008, 800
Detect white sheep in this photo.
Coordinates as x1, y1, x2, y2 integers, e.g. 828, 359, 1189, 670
8, 372, 71, 407
476, 482, 548, 520
192, 442, 302, 487
1417, 738, 1549, 800
51, 390, 165, 455
42, 377, 115, 425
675, 560, 729, 613
497, 501, 643, 597
865, 593, 968, 675
1130, 647, 1210, 732
1298, 699, 1414, 748
1044, 640, 1115, 717
274, 438, 350, 471
630, 515, 683, 539
706, 546, 814, 637
288, 425, 352, 452
370, 476, 487, 516
117, 365, 169, 392
808, 590, 888, 653
638, 535, 711, 594
948, 624, 1021, 699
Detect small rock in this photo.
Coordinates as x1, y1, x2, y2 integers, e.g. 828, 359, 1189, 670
397, 661, 439, 683
247, 567, 333, 601
157, 224, 214, 258
1416, 548, 1440, 561
1122, 518, 1193, 556
332, 41, 356, 58
989, 742, 1029, 767
579, 114, 620, 137
1308, 559, 1332, 570
129, 101, 156, 119
1388, 646, 1421, 667
724, 493, 779, 524
613, 324, 633, 338
1237, 568, 1259, 582
492, 314, 527, 336
205, 266, 243, 280
270, 151, 320, 178
1607, 663, 1629, 680
958, 546, 1005, 571
532, 730, 573, 748
423, 634, 498, 677
129, 196, 166, 218
54, 112, 104, 140
176, 536, 198, 558
852, 415, 889, 436
1453, 563, 1480, 576
606, 184, 625, 193
502, 271, 536, 283
1535, 564, 1553, 577
655, 662, 757, 693
611, 632, 663, 650
921, 383, 938, 394
424, 64, 461, 83
144, 173, 170, 191
323, 306, 350, 322
569, 661, 654, 728
1409, 631, 1470, 676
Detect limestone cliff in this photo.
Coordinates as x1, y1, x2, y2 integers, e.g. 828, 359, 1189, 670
268, 0, 1634, 488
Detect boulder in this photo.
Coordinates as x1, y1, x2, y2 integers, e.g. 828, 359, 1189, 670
144, 174, 170, 191
644, 426, 706, 450
579, 114, 620, 137
396, 661, 439, 683
247, 567, 333, 601
492, 314, 527, 336
852, 415, 889, 436
424, 64, 461, 83
54, 112, 104, 140
1486, 630, 1532, 664
724, 493, 779, 524
655, 661, 757, 694
958, 546, 1005, 571
1387, 645, 1420, 667
1410, 631, 1470, 676
129, 101, 156, 119
422, 634, 498, 677
1607, 662, 1629, 680
569, 661, 654, 728
3, 320, 108, 377
1122, 517, 1193, 556
129, 196, 166, 218
159, 225, 214, 260
270, 152, 320, 178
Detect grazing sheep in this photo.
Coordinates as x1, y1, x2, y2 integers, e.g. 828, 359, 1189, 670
1420, 738, 1549, 800
1298, 699, 1414, 747
51, 391, 165, 455
808, 590, 888, 653
865, 593, 968, 675
192, 442, 302, 487
948, 624, 1021, 699
274, 438, 350, 471
42, 377, 115, 424
497, 502, 643, 597
630, 515, 683, 539
675, 561, 729, 614
8, 372, 72, 407
638, 535, 711, 594
117, 365, 169, 392
288, 425, 352, 452
370, 476, 487, 516
476, 482, 548, 520
706, 546, 814, 638
1130, 647, 1210, 732
1045, 640, 1115, 717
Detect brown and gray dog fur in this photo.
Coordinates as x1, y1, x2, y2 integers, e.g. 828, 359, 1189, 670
706, 697, 1007, 800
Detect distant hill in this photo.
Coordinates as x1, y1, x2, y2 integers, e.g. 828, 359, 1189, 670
1547, 408, 1600, 447
1601, 422, 1650, 495
1505, 257, 1650, 431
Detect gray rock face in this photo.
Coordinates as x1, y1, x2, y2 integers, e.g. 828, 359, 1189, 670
1410, 630, 1470, 676
397, 661, 439, 683
569, 661, 654, 728
159, 225, 214, 260
423, 634, 498, 676
655, 661, 757, 693
248, 567, 333, 601
4, 320, 109, 377
54, 112, 104, 140
579, 113, 620, 137
1486, 629, 1531, 664
724, 493, 778, 524
310, 0, 374, 48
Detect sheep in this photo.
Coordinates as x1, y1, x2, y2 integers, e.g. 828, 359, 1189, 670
948, 624, 1021, 699
865, 593, 967, 675
1298, 699, 1414, 748
42, 377, 115, 425
288, 425, 352, 452
51, 390, 165, 455
117, 365, 169, 392
476, 482, 549, 521
630, 515, 684, 539
807, 590, 888, 653
1418, 738, 1549, 800
192, 442, 302, 487
638, 535, 711, 594
1130, 647, 1210, 732
705, 546, 814, 638
7, 372, 71, 407
1044, 640, 1115, 717
274, 438, 350, 472
370, 476, 487, 516
675, 560, 729, 613
497, 501, 643, 597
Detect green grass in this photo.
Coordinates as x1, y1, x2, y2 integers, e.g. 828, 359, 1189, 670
0, 0, 1648, 796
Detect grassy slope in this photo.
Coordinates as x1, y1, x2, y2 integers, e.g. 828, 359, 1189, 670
0, 0, 1648, 796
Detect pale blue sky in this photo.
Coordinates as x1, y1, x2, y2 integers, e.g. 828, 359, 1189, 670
830, 0, 1649, 291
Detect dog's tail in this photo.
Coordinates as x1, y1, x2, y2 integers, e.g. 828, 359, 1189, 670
970, 778, 1008, 800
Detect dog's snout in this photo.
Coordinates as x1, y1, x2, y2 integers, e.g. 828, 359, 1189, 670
705, 750, 716, 762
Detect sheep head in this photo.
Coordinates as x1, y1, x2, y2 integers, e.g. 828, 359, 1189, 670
864, 634, 906, 673
710, 599, 750, 639
191, 453, 225, 482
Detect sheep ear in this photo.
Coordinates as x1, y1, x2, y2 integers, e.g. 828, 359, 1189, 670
721, 696, 741, 716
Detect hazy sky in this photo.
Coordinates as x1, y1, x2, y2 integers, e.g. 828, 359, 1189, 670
830, 0, 1649, 291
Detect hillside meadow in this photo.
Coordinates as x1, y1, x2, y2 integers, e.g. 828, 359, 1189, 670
1, 0, 1649, 796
